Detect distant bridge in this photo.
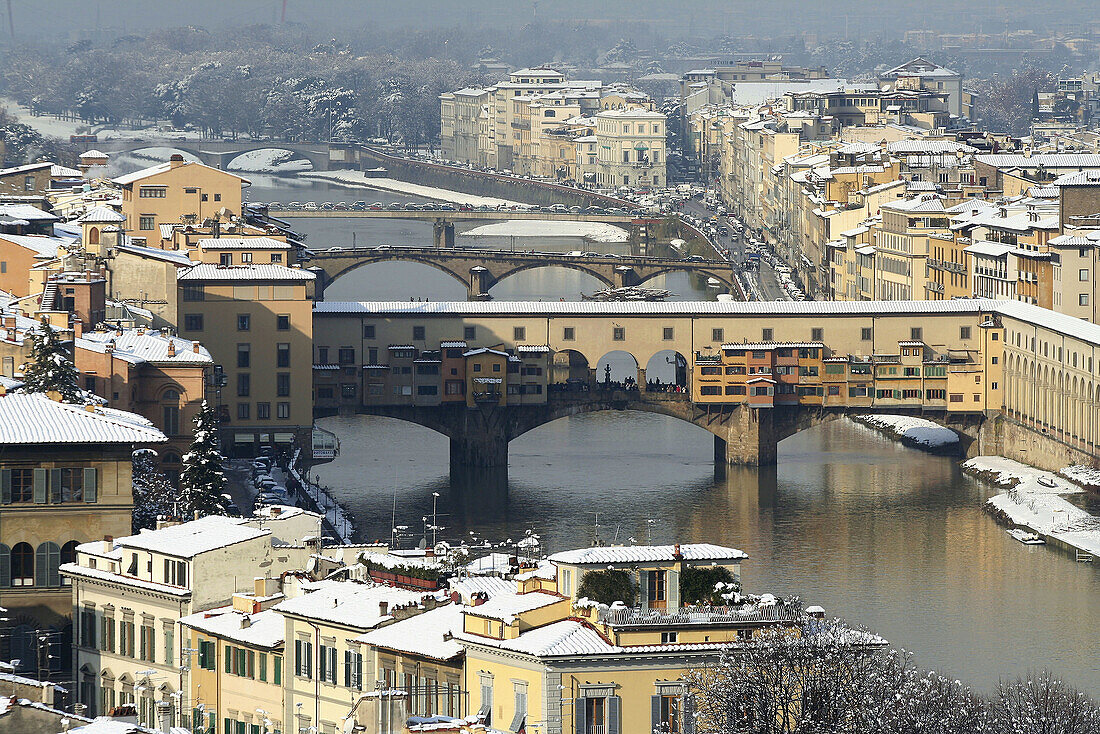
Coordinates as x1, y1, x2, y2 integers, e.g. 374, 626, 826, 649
263, 207, 636, 223
90, 139, 335, 171
304, 246, 741, 300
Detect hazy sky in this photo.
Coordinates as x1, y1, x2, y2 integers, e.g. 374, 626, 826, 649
5, 1, 1095, 41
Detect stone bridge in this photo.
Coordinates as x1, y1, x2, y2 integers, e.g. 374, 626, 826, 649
318, 390, 985, 469
92, 140, 336, 171
304, 246, 739, 300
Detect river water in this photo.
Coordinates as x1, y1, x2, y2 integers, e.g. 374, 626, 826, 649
239, 172, 1099, 693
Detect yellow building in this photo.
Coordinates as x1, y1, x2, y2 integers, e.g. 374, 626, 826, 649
0, 393, 166, 672
113, 156, 249, 243
175, 263, 315, 457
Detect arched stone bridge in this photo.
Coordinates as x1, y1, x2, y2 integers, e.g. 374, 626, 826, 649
319, 390, 985, 468
92, 140, 335, 171
304, 246, 740, 300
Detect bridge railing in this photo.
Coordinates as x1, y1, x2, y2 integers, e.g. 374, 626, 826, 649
303, 244, 736, 268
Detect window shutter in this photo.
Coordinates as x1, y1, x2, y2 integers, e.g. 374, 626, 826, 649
50, 468, 62, 503
47, 542, 60, 587
573, 699, 585, 734
0, 469, 10, 504
667, 569, 680, 610
356, 653, 362, 690
224, 719, 232, 734
607, 696, 621, 734
225, 646, 232, 673
682, 695, 696, 734
0, 545, 10, 587
294, 640, 302, 676
651, 695, 661, 732
84, 468, 97, 502
344, 650, 351, 687
328, 647, 337, 682
639, 570, 649, 607
35, 543, 48, 586
33, 468, 47, 503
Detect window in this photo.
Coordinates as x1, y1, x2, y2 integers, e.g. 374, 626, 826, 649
237, 373, 250, 396
139, 623, 154, 662
712, 328, 724, 342
237, 343, 250, 368
277, 343, 291, 368
363, 324, 376, 339
663, 327, 674, 340
318, 643, 337, 683
661, 631, 679, 644
1081, 269, 1090, 282
277, 402, 290, 419
220, 253, 233, 266
338, 347, 354, 364
277, 314, 290, 330
761, 328, 773, 341
464, 326, 476, 340
240, 252, 252, 263
511, 684, 528, 733
184, 313, 203, 331
811, 327, 823, 341
344, 650, 363, 690
139, 186, 166, 198
237, 314, 251, 331
214, 193, 222, 202
256, 402, 271, 420
119, 619, 136, 657
237, 403, 250, 420
413, 326, 426, 340
277, 373, 290, 396
514, 326, 526, 341
3, 468, 34, 503
182, 285, 204, 302
1080, 294, 1090, 306
163, 405, 180, 435
563, 327, 575, 341
198, 639, 217, 670
658, 695, 682, 734
613, 327, 625, 341
960, 326, 971, 340
295, 639, 314, 678
910, 327, 922, 341
139, 215, 155, 231
23, 175, 35, 191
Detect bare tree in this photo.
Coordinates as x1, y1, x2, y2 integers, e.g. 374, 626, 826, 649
990, 672, 1100, 734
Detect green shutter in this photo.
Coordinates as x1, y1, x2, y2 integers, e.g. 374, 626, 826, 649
224, 719, 232, 734
84, 468, 97, 502
0, 469, 10, 504
50, 468, 62, 502
259, 652, 267, 682
33, 468, 46, 504
47, 542, 60, 587
273, 655, 281, 685
608, 696, 621, 734
0, 545, 8, 588
225, 645, 233, 673
651, 695, 661, 732
35, 543, 48, 586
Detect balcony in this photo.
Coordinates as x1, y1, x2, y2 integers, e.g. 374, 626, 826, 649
598, 603, 802, 627
927, 282, 945, 293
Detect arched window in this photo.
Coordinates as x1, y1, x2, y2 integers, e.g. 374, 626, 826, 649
11, 542, 34, 586
61, 541, 78, 586
88, 227, 100, 245
161, 389, 181, 436
161, 389, 180, 402
35, 542, 61, 587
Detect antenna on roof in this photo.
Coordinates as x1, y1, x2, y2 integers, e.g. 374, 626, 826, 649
593, 512, 601, 546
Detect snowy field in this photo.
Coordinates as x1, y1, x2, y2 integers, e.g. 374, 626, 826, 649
856, 414, 960, 448
461, 220, 629, 243
227, 149, 313, 173
964, 456, 1100, 558
299, 170, 527, 207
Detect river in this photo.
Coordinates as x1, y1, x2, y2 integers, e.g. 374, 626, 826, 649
124, 161, 1100, 693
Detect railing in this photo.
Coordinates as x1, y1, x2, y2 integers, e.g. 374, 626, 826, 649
598, 604, 802, 626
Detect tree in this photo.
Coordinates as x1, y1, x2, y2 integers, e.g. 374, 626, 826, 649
178, 400, 229, 518
131, 449, 175, 532
679, 566, 737, 605
991, 672, 1100, 734
18, 319, 82, 403
576, 569, 637, 606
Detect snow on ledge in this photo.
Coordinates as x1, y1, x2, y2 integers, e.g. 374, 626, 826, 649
855, 414, 959, 448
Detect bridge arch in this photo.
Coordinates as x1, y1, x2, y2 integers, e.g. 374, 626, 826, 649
490, 262, 615, 290
321, 256, 475, 294
635, 267, 736, 292
225, 148, 314, 172
644, 349, 688, 388
595, 350, 641, 385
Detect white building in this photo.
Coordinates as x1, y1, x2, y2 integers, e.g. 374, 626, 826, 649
594, 108, 667, 188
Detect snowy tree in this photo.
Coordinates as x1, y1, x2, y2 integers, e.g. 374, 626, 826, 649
17, 319, 82, 403
991, 672, 1100, 734
178, 400, 230, 518
131, 449, 175, 532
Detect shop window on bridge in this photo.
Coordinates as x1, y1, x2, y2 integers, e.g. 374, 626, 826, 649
700, 386, 721, 395
910, 327, 923, 340
725, 385, 746, 395
902, 389, 921, 399
827, 385, 841, 396
903, 367, 920, 377
926, 389, 946, 400
445, 382, 464, 396
725, 366, 745, 375
752, 386, 771, 396
811, 328, 824, 341
663, 328, 674, 340
562, 327, 575, 341
850, 386, 869, 397
413, 326, 426, 340
825, 365, 844, 375
317, 387, 334, 400
465, 326, 477, 340
699, 366, 721, 375
338, 348, 355, 364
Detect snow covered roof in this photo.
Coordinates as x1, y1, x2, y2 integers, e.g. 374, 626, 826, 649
274, 581, 426, 629
514, 561, 556, 582
179, 605, 284, 648
456, 619, 615, 657
177, 263, 314, 281
964, 241, 1014, 258
722, 341, 824, 350
120, 515, 268, 558
0, 233, 65, 257
113, 160, 249, 186
549, 543, 747, 565
196, 237, 293, 250
463, 347, 509, 358
463, 591, 564, 624
887, 140, 976, 155
77, 206, 126, 224
439, 340, 467, 348
0, 203, 58, 221
1052, 169, 1100, 187
448, 576, 517, 601
882, 196, 946, 214
79, 149, 109, 159
465, 552, 515, 574
115, 243, 194, 266
355, 604, 464, 661
0, 394, 166, 444
975, 153, 1100, 169
77, 328, 212, 364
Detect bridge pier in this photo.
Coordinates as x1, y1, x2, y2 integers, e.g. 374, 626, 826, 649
712, 405, 780, 465
468, 266, 491, 300
433, 220, 456, 248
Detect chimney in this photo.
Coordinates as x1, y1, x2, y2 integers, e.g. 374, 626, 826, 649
169, 153, 186, 168
73, 319, 83, 338
194, 510, 200, 521
102, 536, 113, 553
379, 601, 389, 616
673, 543, 683, 560
192, 340, 201, 354
167, 340, 176, 358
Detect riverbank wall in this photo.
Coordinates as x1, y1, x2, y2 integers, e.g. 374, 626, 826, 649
969, 414, 1100, 474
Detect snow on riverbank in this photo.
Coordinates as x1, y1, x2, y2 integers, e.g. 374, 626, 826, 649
228, 149, 312, 173
461, 219, 629, 243
299, 170, 527, 207
964, 456, 1100, 558
855, 414, 959, 448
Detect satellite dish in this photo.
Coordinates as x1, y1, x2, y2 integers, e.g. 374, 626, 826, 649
306, 557, 318, 575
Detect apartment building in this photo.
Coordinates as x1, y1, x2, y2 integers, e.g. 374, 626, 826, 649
0, 393, 166, 676
113, 156, 249, 242
879, 57, 966, 118
591, 108, 667, 188
175, 263, 315, 457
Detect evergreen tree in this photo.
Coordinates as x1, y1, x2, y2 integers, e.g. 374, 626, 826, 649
178, 401, 229, 518
18, 319, 82, 403
131, 449, 174, 532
